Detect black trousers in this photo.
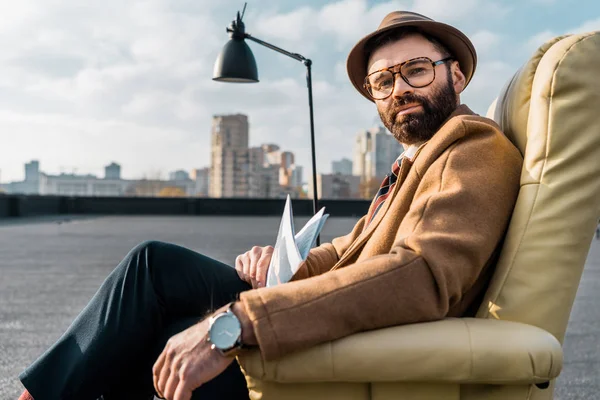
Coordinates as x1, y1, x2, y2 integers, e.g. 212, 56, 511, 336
20, 241, 252, 400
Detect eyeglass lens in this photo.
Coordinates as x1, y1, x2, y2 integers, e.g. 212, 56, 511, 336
367, 58, 435, 99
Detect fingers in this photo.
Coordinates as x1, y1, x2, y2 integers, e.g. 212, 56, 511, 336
174, 384, 193, 400
235, 253, 251, 283
163, 370, 180, 400
174, 363, 197, 400
255, 246, 273, 287
153, 349, 167, 398
236, 246, 273, 288
248, 246, 262, 288
234, 255, 245, 280
155, 343, 175, 399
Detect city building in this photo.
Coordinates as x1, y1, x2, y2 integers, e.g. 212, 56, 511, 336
41, 173, 129, 197
308, 173, 361, 200
353, 126, 404, 183
290, 165, 303, 189
247, 146, 280, 198
105, 163, 121, 180
1, 160, 43, 194
190, 167, 210, 197
169, 170, 190, 181
3, 114, 309, 199
1, 160, 197, 197
1, 160, 42, 195
332, 158, 353, 176
209, 114, 250, 198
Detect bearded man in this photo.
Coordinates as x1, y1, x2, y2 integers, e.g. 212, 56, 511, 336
18, 11, 522, 400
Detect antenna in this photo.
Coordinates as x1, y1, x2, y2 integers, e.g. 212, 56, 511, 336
240, 2, 247, 21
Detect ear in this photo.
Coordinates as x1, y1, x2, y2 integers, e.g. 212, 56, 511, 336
451, 61, 466, 94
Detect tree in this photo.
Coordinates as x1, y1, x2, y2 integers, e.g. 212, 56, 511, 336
158, 186, 187, 197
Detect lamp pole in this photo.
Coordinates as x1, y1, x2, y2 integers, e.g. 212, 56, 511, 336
214, 5, 320, 244
241, 34, 319, 218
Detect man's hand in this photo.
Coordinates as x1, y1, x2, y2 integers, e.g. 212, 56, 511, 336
152, 317, 234, 400
235, 245, 273, 288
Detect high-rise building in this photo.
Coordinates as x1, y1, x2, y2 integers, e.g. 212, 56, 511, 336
262, 144, 281, 166
209, 114, 250, 198
291, 165, 303, 188
191, 167, 210, 197
279, 151, 295, 187
353, 126, 404, 182
332, 158, 353, 176
353, 130, 371, 180
12, 160, 42, 194
247, 146, 282, 198
25, 160, 40, 182
104, 162, 121, 180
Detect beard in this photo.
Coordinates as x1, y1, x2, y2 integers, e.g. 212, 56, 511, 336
378, 68, 458, 145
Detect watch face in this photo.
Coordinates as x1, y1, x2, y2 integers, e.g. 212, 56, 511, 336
210, 313, 242, 350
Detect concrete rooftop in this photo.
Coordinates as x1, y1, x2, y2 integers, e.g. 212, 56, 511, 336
0, 215, 598, 399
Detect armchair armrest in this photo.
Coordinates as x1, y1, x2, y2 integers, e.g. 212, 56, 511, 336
238, 318, 562, 385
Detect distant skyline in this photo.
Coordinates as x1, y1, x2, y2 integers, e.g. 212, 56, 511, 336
1, 0, 599, 183
1, 159, 191, 182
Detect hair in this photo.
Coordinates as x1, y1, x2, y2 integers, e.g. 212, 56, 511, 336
364, 26, 453, 67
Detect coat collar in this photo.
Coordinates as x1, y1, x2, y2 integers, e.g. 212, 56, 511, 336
411, 104, 477, 176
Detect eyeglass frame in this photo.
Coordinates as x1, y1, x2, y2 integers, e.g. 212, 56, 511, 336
363, 56, 454, 100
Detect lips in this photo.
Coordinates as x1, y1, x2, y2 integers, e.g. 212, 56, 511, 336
394, 103, 422, 118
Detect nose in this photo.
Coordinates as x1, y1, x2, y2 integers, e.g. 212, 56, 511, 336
391, 73, 414, 99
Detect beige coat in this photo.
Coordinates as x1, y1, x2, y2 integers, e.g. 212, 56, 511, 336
240, 105, 523, 361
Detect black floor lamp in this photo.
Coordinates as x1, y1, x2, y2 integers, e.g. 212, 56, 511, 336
213, 3, 320, 244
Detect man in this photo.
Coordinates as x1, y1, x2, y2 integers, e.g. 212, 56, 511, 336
18, 11, 522, 400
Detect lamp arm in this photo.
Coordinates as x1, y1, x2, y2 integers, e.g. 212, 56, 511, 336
238, 32, 308, 63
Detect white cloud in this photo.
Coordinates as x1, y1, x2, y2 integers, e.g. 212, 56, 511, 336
412, 0, 480, 21
470, 30, 502, 54
254, 7, 317, 42
412, 0, 510, 22
524, 30, 557, 54
524, 17, 600, 58
570, 17, 600, 34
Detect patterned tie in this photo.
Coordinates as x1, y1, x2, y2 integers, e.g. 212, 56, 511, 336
365, 158, 402, 226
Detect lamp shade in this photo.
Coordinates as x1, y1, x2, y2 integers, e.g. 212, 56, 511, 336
213, 38, 259, 83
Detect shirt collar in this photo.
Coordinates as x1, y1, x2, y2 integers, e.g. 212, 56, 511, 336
399, 141, 427, 162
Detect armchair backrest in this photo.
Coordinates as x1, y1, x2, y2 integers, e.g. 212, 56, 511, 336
478, 32, 600, 343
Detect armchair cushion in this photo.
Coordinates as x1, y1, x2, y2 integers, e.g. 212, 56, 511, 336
239, 318, 562, 385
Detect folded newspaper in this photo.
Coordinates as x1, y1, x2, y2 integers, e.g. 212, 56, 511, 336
266, 195, 329, 287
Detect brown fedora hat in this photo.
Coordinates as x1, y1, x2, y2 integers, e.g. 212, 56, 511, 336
347, 11, 477, 102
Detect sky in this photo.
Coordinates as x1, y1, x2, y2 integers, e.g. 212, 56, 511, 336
0, 0, 599, 183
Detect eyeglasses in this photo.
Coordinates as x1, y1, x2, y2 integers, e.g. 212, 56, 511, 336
364, 56, 453, 100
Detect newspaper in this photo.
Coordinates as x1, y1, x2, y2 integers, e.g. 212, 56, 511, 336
266, 195, 329, 287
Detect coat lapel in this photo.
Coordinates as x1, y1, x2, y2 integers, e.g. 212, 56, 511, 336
331, 159, 411, 269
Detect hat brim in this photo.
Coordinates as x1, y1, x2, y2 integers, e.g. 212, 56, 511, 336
347, 20, 477, 103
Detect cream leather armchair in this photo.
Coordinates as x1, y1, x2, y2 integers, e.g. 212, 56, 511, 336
238, 31, 600, 400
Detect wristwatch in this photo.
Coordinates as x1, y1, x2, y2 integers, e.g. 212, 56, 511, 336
207, 303, 245, 356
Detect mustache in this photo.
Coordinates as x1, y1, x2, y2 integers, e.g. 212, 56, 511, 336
390, 93, 427, 109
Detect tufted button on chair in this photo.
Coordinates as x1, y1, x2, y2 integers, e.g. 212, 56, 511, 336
237, 31, 600, 400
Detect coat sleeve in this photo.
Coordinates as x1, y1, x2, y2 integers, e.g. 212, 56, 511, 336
239, 126, 522, 361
